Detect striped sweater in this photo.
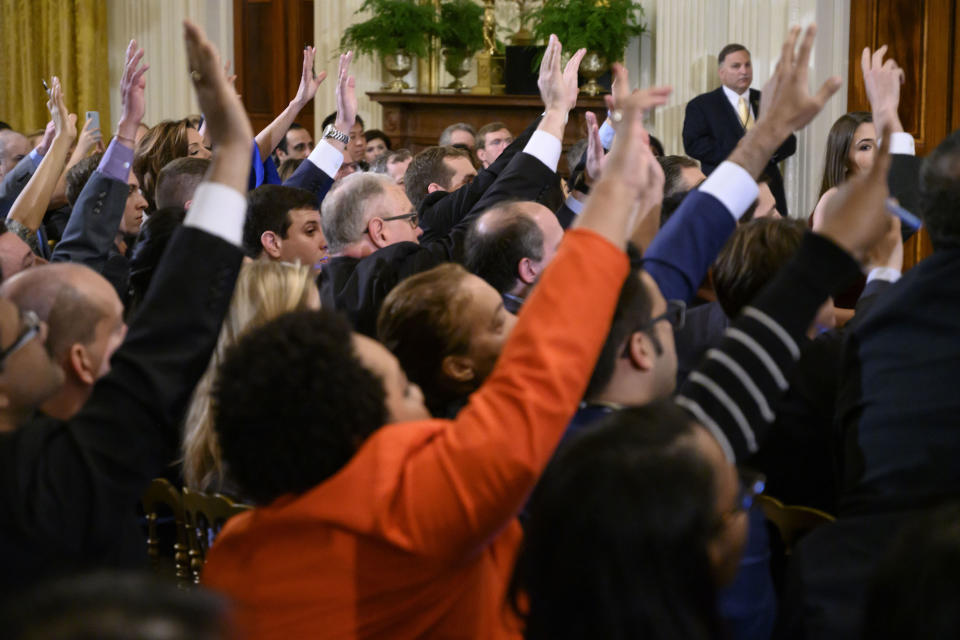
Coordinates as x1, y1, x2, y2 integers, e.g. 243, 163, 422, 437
676, 231, 861, 463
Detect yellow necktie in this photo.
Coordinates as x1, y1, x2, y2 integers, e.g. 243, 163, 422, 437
738, 97, 754, 131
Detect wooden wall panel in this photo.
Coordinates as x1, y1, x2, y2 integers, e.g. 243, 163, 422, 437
233, 0, 314, 136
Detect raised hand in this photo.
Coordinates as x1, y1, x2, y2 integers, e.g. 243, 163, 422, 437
760, 25, 842, 136
184, 20, 253, 189
117, 39, 149, 143
34, 120, 56, 156
73, 117, 104, 159
293, 46, 327, 109
817, 124, 895, 264
861, 45, 905, 134
333, 51, 357, 134
47, 77, 77, 143
538, 34, 586, 114
583, 110, 606, 184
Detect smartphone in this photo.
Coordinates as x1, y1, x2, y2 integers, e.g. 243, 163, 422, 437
85, 111, 100, 133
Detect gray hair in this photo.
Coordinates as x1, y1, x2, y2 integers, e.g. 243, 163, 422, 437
321, 172, 395, 253
438, 122, 477, 146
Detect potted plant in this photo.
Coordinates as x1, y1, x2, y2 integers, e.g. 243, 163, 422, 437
340, 0, 440, 91
530, 0, 647, 95
438, 0, 484, 92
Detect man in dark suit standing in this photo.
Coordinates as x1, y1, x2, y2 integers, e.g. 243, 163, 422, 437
683, 44, 796, 216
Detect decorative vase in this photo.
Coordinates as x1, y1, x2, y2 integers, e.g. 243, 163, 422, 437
579, 51, 608, 96
383, 50, 413, 91
443, 50, 473, 92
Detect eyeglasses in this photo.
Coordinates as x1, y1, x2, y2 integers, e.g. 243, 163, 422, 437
380, 212, 419, 228
621, 299, 686, 357
717, 468, 766, 527
0, 309, 40, 368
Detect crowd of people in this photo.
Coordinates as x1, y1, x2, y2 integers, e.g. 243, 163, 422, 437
0, 18, 958, 640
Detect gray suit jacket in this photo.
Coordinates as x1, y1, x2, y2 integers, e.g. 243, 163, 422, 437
0, 157, 38, 219
51, 170, 127, 271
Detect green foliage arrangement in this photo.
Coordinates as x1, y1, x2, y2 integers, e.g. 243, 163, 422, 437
340, 0, 440, 59
530, 0, 647, 63
438, 0, 484, 69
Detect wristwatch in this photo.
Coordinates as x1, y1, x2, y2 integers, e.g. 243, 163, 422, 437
322, 124, 349, 145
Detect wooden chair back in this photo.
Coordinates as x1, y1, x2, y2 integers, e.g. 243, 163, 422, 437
140, 478, 190, 583
181, 487, 252, 584
757, 494, 835, 554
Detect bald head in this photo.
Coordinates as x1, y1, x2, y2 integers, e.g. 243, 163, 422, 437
0, 130, 30, 179
0, 263, 121, 361
465, 200, 564, 295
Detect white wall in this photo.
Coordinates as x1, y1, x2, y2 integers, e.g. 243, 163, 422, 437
107, 0, 233, 128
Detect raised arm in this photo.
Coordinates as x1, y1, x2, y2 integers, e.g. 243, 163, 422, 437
12, 20, 253, 547
418, 37, 587, 241
282, 51, 353, 206
6, 79, 76, 242
359, 80, 665, 560
675, 34, 894, 462
51, 42, 147, 268
255, 46, 327, 160
645, 24, 843, 302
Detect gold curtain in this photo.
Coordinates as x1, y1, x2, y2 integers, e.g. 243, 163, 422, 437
0, 0, 109, 135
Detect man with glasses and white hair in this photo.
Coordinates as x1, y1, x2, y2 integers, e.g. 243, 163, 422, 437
319, 36, 586, 337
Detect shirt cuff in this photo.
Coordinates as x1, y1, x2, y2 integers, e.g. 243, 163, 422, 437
97, 138, 135, 182
697, 161, 760, 221
523, 130, 563, 172
888, 132, 915, 156
598, 118, 616, 151
184, 182, 247, 248
867, 266, 901, 284
308, 140, 344, 178
564, 194, 585, 215
28, 149, 42, 168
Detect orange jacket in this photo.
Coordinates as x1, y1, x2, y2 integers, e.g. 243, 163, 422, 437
203, 228, 629, 639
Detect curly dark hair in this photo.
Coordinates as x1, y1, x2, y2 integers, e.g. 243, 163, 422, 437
213, 310, 388, 504
920, 127, 960, 251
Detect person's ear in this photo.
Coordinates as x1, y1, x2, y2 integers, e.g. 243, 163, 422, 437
0, 389, 10, 410
366, 217, 391, 249
68, 343, 96, 386
426, 182, 446, 194
441, 354, 475, 383
183, 199, 192, 210
626, 331, 656, 371
517, 257, 538, 285
261, 231, 283, 259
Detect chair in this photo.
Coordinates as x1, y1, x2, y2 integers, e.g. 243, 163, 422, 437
181, 487, 252, 584
140, 478, 190, 583
757, 494, 835, 554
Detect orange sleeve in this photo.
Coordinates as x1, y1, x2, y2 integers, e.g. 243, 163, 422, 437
335, 229, 629, 560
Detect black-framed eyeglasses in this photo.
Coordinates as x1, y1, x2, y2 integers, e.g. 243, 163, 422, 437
380, 212, 419, 228
621, 299, 686, 357
0, 309, 40, 368
718, 468, 766, 526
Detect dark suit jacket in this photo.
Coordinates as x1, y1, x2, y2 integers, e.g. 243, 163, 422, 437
51, 170, 131, 300
682, 87, 797, 216
838, 248, 960, 517
0, 156, 36, 219
283, 157, 335, 209
0, 225, 242, 596
320, 136, 561, 337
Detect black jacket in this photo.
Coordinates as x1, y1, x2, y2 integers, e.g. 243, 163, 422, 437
0, 225, 242, 596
